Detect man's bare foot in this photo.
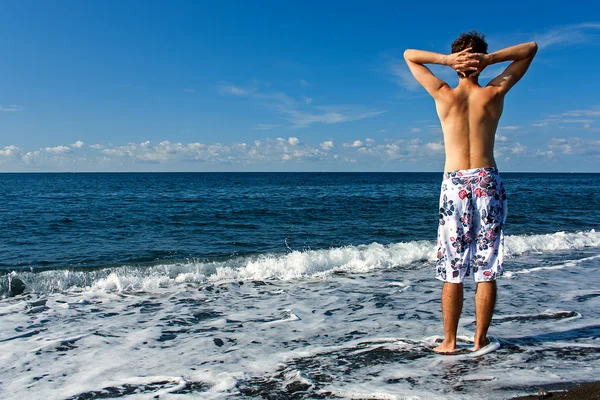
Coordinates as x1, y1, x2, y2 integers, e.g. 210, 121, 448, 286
473, 337, 490, 351
433, 340, 457, 354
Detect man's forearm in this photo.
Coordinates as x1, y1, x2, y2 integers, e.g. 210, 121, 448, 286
487, 42, 538, 65
404, 49, 449, 66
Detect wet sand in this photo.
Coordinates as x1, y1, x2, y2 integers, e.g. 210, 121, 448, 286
511, 381, 600, 399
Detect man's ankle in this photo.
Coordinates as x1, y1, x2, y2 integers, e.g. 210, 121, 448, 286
474, 335, 489, 346
443, 337, 457, 346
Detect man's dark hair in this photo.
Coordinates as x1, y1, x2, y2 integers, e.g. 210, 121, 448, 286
451, 31, 488, 77
451, 30, 488, 54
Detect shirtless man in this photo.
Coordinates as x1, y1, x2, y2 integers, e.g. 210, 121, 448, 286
404, 31, 537, 352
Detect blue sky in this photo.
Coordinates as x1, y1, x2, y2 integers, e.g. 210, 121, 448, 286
1, 1, 599, 172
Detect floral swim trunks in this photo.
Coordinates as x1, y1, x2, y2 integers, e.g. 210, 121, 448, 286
435, 167, 507, 283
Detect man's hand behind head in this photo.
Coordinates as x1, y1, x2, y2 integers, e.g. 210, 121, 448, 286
465, 53, 490, 78
447, 48, 483, 78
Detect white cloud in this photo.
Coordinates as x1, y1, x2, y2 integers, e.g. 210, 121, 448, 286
88, 138, 327, 166
547, 137, 600, 156
411, 128, 421, 133
7, 132, 600, 171
254, 124, 280, 130
550, 108, 600, 118
21, 150, 41, 164
425, 142, 444, 153
255, 91, 296, 108
345, 140, 363, 148
0, 145, 20, 156
0, 105, 23, 112
220, 82, 385, 128
0, 136, 444, 170
581, 107, 600, 116
102, 147, 128, 157
534, 23, 600, 50
46, 145, 72, 154
336, 138, 448, 162
550, 118, 594, 124
537, 106, 600, 128
320, 140, 334, 150
388, 62, 420, 91
536, 149, 555, 158
510, 142, 526, 154
183, 88, 196, 93
499, 126, 520, 131
282, 107, 386, 128
71, 141, 85, 148
219, 84, 256, 96
300, 79, 309, 88
19, 150, 33, 161
428, 125, 442, 134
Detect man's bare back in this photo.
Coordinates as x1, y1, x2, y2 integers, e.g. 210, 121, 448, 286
404, 40, 537, 172
434, 80, 503, 171
403, 32, 537, 354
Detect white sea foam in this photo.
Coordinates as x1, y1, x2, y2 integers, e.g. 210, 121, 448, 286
504, 254, 600, 277
0, 248, 599, 399
2, 229, 599, 296
504, 229, 600, 256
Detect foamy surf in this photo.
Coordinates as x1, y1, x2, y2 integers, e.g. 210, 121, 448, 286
1, 229, 599, 297
505, 229, 600, 255
0, 242, 599, 400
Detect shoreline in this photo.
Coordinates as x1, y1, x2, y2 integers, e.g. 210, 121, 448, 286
510, 381, 600, 399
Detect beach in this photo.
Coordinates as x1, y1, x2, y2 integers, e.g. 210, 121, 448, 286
1, 172, 599, 399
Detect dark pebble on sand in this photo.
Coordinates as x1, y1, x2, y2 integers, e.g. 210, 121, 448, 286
9, 276, 26, 297
286, 381, 311, 392
213, 338, 224, 347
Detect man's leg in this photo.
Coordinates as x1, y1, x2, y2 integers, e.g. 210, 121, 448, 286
433, 282, 464, 353
474, 281, 496, 350
471, 169, 504, 350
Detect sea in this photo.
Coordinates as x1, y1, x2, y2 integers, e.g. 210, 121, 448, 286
0, 172, 599, 400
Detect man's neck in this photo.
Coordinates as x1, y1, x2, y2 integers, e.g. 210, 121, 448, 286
458, 76, 480, 87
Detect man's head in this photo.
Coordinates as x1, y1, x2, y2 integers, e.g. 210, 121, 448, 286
451, 31, 488, 77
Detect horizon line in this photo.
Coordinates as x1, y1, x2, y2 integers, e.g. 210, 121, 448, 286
1, 171, 599, 174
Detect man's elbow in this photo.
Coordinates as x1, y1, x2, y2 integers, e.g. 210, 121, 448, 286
528, 42, 538, 57
403, 49, 414, 61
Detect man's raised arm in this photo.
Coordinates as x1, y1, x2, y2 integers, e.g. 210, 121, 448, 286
404, 48, 478, 96
480, 42, 538, 94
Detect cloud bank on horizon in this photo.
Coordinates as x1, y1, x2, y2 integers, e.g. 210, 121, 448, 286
2, 123, 599, 172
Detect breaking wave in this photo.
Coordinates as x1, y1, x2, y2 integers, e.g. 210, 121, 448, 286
2, 230, 599, 297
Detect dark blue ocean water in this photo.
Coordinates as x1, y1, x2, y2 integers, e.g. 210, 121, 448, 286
1, 172, 598, 272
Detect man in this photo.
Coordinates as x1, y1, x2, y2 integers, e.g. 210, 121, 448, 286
404, 31, 537, 353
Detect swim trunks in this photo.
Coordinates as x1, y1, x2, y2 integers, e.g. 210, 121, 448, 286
435, 167, 507, 283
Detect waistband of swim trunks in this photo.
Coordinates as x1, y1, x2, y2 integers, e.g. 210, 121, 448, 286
443, 167, 499, 180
